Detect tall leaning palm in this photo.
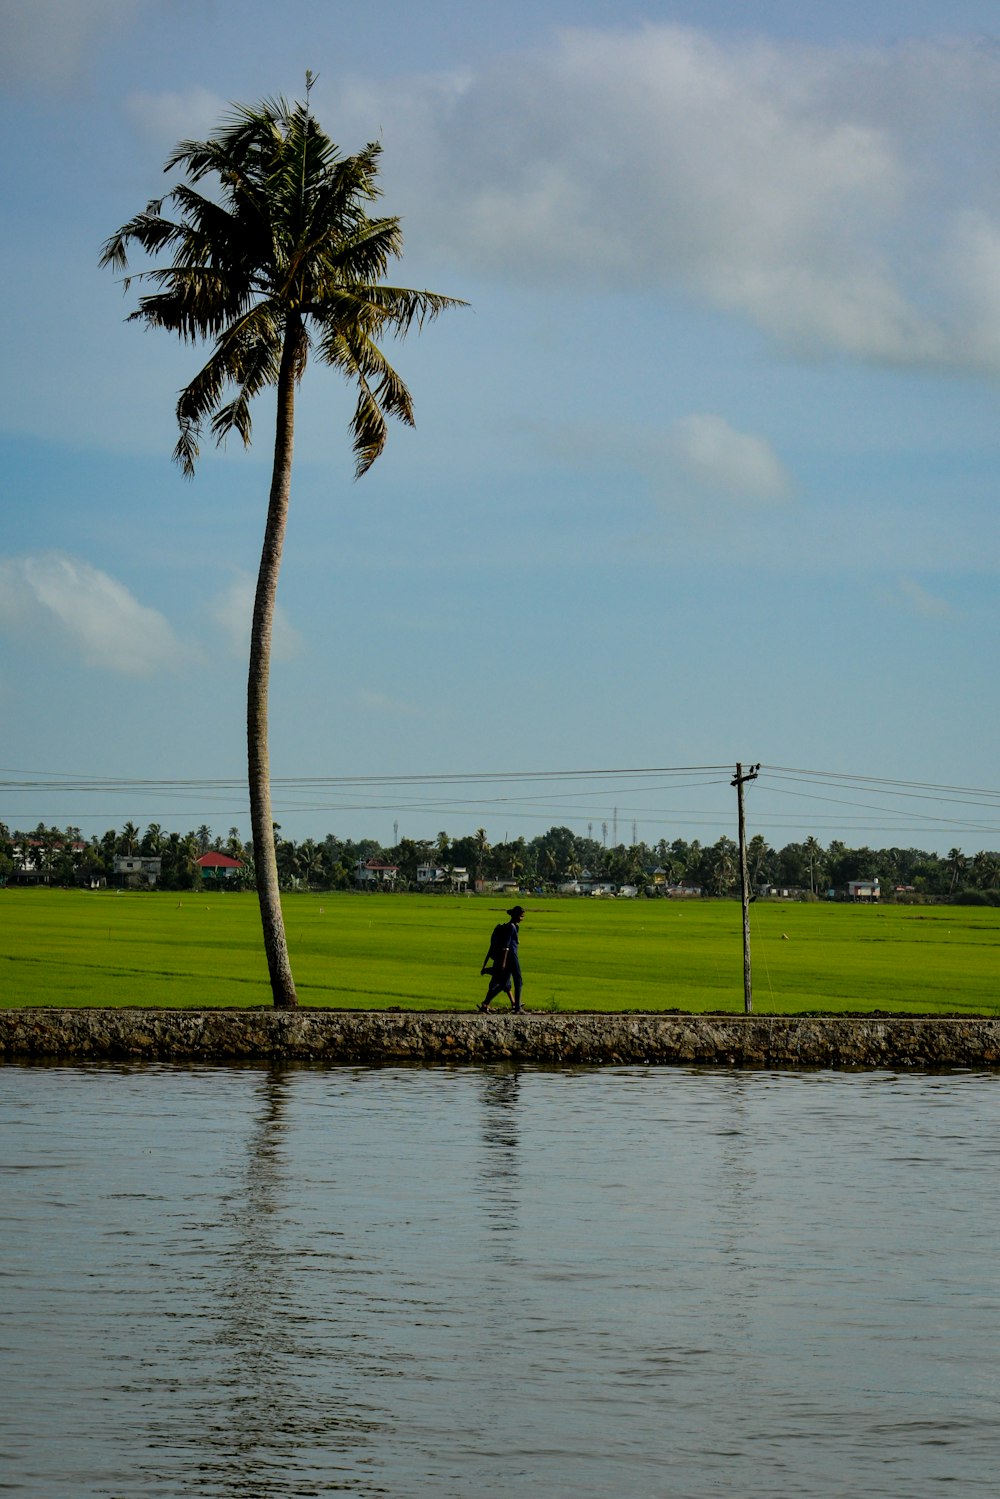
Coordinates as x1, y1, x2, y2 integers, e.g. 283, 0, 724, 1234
101, 86, 464, 1006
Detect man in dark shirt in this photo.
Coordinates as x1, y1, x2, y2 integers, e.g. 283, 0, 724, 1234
478, 906, 525, 1013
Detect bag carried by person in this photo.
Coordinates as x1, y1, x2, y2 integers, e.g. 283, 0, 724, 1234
480, 921, 509, 976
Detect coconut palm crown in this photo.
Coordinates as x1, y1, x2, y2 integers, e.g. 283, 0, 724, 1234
101, 86, 465, 1006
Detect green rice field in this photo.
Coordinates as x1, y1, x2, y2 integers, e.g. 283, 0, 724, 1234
1, 888, 998, 1013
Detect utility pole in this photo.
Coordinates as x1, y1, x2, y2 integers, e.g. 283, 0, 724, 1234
732, 762, 761, 1014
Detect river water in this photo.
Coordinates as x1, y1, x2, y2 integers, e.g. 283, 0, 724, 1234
1, 1063, 998, 1498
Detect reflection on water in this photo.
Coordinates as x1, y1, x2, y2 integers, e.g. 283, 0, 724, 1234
2, 1063, 1000, 1497
477, 1066, 521, 1248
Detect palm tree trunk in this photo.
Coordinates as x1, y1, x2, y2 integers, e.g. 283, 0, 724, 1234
248, 325, 301, 1007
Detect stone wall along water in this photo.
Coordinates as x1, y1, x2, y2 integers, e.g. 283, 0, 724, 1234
2, 1009, 1000, 1068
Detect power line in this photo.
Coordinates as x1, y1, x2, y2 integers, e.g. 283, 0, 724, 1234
763, 765, 1000, 805
3, 761, 1000, 848
0, 763, 731, 792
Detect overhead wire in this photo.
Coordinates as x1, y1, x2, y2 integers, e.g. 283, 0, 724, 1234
2, 762, 999, 845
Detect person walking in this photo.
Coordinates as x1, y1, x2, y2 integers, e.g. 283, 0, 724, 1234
478, 906, 526, 1013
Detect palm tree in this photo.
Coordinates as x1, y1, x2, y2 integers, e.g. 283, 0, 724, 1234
295, 838, 324, 888
710, 837, 739, 896
276, 838, 300, 889
142, 823, 164, 856
101, 83, 464, 1006
803, 835, 825, 896
179, 832, 203, 886
118, 821, 141, 856
473, 828, 490, 887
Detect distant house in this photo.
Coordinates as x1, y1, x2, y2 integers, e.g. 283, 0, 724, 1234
113, 855, 162, 888
12, 838, 86, 885
355, 858, 399, 886
196, 852, 243, 881
847, 878, 880, 902
758, 883, 807, 900
665, 882, 702, 898
417, 863, 469, 890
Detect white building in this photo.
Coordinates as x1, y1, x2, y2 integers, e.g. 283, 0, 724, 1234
416, 863, 469, 890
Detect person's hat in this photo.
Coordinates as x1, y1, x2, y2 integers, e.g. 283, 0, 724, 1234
507, 905, 526, 918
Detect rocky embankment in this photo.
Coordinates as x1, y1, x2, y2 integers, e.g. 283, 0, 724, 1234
2, 1008, 999, 1068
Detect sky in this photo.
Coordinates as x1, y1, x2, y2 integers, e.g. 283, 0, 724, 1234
1, 0, 1000, 855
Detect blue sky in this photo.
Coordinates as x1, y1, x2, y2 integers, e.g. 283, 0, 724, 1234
1, 0, 999, 853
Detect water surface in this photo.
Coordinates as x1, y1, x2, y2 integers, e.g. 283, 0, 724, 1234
2, 1064, 998, 1497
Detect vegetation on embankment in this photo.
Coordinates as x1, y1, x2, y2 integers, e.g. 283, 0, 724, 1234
2, 889, 998, 1015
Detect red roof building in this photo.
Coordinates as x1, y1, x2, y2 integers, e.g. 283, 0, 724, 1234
196, 852, 244, 879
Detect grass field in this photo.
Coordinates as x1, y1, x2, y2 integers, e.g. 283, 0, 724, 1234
1, 888, 998, 1014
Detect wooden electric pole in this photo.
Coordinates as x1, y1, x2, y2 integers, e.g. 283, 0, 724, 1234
732, 762, 761, 1014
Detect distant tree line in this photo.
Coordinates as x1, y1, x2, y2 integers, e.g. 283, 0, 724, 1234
2, 820, 999, 903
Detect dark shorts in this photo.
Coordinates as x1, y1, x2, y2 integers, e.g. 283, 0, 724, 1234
486, 957, 521, 998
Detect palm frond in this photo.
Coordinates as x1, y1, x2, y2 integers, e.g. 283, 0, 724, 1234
174, 303, 286, 469
359, 284, 469, 335
348, 375, 390, 478
173, 349, 230, 476
99, 202, 183, 271
103, 88, 464, 476
208, 307, 287, 447
307, 283, 467, 344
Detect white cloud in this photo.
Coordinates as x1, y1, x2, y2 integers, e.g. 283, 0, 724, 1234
124, 86, 226, 148
209, 574, 303, 663
329, 24, 1000, 372
359, 689, 426, 718
666, 414, 793, 507
0, 553, 184, 674
893, 577, 953, 618
943, 210, 1000, 370
527, 411, 792, 510
0, 0, 146, 87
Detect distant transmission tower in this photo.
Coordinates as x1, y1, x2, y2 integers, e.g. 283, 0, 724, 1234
601, 821, 608, 846
612, 807, 618, 845
393, 820, 399, 845
632, 819, 637, 847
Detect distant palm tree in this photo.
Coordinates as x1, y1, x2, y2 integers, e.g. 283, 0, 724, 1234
118, 822, 141, 856
711, 838, 738, 895
177, 832, 202, 886
276, 839, 300, 888
803, 835, 825, 895
101, 81, 464, 1005
142, 823, 164, 856
473, 828, 490, 886
295, 838, 324, 888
